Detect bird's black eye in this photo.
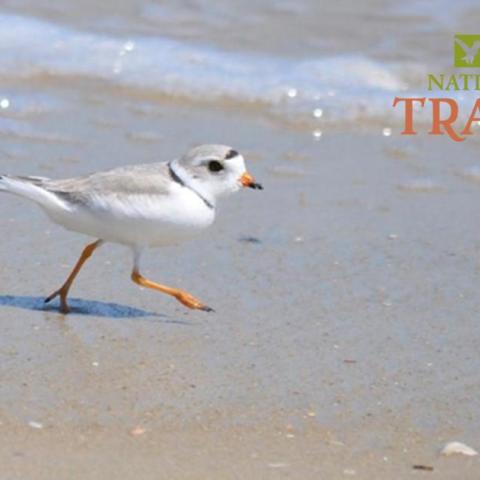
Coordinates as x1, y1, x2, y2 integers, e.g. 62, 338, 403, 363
208, 160, 224, 172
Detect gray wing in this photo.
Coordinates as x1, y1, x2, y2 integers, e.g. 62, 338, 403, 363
42, 162, 174, 206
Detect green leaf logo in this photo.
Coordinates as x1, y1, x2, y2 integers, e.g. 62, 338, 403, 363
454, 34, 480, 67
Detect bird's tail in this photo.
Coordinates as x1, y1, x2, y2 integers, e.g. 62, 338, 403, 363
0, 175, 65, 210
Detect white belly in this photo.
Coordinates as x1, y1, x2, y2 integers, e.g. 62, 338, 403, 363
47, 188, 215, 247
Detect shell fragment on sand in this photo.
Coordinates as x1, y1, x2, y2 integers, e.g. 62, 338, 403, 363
129, 426, 146, 437
28, 421, 44, 429
441, 441, 478, 457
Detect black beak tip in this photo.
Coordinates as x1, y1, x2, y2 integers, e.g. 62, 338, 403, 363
250, 182, 263, 190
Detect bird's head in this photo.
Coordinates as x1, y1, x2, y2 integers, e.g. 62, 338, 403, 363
170, 144, 263, 205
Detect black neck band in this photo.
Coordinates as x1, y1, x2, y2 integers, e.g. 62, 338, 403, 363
168, 163, 214, 210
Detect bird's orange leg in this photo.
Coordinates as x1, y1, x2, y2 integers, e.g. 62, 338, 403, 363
131, 269, 213, 312
45, 240, 103, 314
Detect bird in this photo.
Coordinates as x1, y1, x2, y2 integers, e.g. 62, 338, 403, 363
0, 144, 263, 314
455, 37, 480, 64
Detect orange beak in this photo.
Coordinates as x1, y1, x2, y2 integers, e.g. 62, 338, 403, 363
240, 172, 263, 190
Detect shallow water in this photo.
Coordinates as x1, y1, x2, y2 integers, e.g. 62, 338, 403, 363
1, 1, 480, 129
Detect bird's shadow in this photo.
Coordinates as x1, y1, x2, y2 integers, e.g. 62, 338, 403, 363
0, 295, 189, 324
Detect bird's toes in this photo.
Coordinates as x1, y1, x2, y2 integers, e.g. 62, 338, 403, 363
44, 292, 58, 303
176, 292, 214, 312
200, 305, 215, 313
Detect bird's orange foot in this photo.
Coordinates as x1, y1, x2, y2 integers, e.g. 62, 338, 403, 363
44, 289, 70, 314
174, 291, 214, 312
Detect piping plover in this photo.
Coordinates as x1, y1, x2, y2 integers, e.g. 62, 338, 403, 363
0, 144, 262, 313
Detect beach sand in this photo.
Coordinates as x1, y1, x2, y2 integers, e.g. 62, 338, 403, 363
0, 82, 479, 478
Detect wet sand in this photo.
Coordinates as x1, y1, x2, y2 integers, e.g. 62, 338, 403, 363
0, 75, 479, 478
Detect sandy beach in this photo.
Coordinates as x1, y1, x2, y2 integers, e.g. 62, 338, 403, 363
1, 1, 480, 478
